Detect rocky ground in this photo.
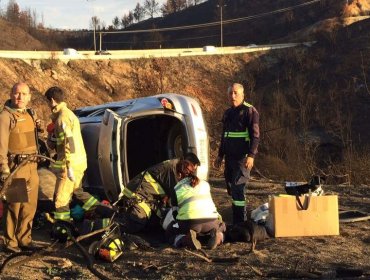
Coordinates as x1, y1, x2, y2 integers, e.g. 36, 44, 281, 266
0, 179, 369, 280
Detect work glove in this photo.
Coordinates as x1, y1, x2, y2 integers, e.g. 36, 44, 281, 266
0, 171, 10, 183
67, 167, 75, 182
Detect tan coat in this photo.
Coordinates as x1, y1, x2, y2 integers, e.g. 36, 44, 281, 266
49, 102, 98, 221
0, 101, 39, 248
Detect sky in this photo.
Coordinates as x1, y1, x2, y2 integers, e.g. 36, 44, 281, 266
11, 0, 166, 30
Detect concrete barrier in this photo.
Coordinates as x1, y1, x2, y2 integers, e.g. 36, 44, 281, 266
0, 43, 314, 61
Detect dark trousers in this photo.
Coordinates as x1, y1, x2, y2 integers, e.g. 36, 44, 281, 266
166, 218, 226, 245
224, 157, 250, 224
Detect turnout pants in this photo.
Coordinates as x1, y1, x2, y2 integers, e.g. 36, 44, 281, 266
224, 157, 250, 224
54, 169, 99, 221
3, 162, 39, 248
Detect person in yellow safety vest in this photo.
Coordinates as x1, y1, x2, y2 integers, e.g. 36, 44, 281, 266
116, 153, 201, 233
44, 87, 100, 237
0, 83, 41, 253
166, 160, 226, 250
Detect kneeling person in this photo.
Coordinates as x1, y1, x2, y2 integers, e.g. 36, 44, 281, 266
167, 160, 225, 250
117, 153, 200, 233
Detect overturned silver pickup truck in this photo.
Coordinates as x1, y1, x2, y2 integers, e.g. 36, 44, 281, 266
73, 93, 209, 202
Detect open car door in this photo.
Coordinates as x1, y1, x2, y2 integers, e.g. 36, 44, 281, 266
98, 109, 124, 203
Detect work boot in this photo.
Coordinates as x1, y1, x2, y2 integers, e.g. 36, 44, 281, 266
20, 242, 42, 252
4, 246, 21, 253
207, 229, 224, 250
181, 230, 201, 250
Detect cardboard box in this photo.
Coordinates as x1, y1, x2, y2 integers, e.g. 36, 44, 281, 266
268, 195, 339, 237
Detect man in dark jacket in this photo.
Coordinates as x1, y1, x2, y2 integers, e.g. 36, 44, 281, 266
214, 83, 260, 224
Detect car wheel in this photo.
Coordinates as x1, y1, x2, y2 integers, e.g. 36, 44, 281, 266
167, 126, 184, 159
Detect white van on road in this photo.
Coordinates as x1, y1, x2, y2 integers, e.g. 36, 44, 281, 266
75, 93, 209, 202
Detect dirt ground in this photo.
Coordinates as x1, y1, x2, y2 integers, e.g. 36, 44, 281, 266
0, 179, 369, 280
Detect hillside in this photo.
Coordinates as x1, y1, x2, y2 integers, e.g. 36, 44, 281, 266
0, 18, 45, 50
2, 0, 370, 50
0, 1, 369, 184
0, 2, 369, 279
0, 15, 369, 184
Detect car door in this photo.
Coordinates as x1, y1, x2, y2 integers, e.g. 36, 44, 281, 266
98, 109, 125, 203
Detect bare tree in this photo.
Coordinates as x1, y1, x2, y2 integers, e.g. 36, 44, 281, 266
121, 14, 130, 28
144, 0, 160, 18
90, 15, 101, 30
112, 16, 120, 29
31, 8, 37, 28
161, 0, 188, 16
133, 3, 145, 22
127, 11, 134, 25
6, 0, 20, 23
161, 1, 173, 16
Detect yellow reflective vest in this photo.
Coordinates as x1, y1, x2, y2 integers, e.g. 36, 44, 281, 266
50, 102, 87, 172
174, 178, 219, 220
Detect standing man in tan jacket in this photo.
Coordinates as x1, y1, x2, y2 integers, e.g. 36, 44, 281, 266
0, 82, 40, 253
44, 86, 99, 239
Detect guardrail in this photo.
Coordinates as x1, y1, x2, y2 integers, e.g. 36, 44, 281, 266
0, 42, 315, 61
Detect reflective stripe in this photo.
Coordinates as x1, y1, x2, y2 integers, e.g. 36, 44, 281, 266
224, 132, 249, 137
54, 211, 71, 221
82, 196, 99, 211
143, 172, 166, 195
178, 194, 211, 209
123, 188, 134, 198
224, 131, 250, 141
57, 132, 65, 145
52, 160, 66, 169
51, 157, 86, 169
243, 102, 252, 107
233, 200, 246, 207
138, 201, 152, 218
122, 187, 154, 218
102, 218, 110, 228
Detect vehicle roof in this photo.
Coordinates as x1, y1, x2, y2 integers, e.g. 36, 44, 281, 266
75, 93, 196, 122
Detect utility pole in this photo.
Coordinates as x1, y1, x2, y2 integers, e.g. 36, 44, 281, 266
87, 0, 97, 51
217, 2, 227, 48
93, 20, 96, 52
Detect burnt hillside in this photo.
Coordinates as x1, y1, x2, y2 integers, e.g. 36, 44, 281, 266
0, 1, 369, 184
2, 0, 370, 50
0, 15, 369, 184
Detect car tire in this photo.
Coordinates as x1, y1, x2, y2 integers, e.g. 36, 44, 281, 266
166, 125, 184, 159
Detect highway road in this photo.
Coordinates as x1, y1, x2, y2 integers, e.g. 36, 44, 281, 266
0, 42, 316, 61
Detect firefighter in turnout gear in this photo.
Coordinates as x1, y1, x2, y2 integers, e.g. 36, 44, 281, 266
44, 87, 99, 237
116, 153, 201, 233
214, 83, 260, 224
0, 83, 40, 253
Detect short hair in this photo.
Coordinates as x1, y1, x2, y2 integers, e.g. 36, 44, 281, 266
228, 83, 244, 94
44, 86, 65, 103
184, 152, 201, 166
